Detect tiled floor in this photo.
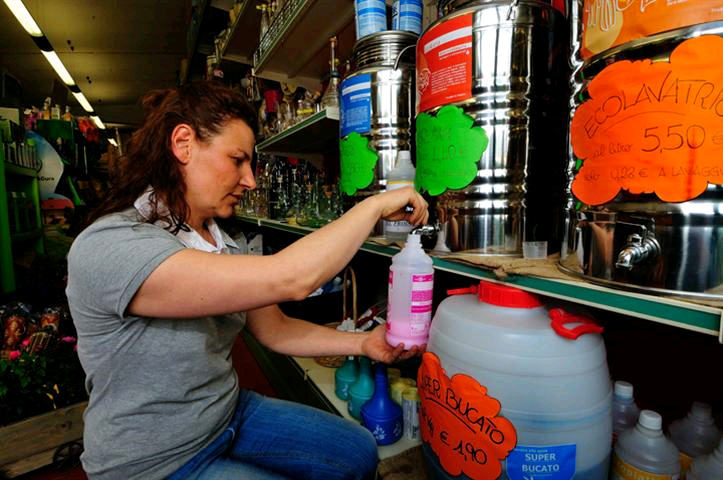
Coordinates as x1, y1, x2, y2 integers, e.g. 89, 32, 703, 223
12, 335, 275, 479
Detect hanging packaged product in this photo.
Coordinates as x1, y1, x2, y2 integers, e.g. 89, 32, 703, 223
385, 232, 434, 349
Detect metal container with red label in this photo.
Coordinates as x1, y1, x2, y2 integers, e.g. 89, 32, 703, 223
560, 2, 723, 299
415, 0, 570, 255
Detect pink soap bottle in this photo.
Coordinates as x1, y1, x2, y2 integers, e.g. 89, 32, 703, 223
386, 232, 434, 349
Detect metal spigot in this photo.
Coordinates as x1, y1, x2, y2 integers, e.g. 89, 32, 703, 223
410, 224, 438, 237
615, 233, 660, 270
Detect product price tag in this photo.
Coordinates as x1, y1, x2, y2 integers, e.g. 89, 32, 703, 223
570, 35, 723, 205
418, 352, 516, 480
415, 105, 488, 195
340, 132, 378, 195
581, 0, 723, 60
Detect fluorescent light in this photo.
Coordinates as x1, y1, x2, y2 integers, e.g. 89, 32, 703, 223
108, 138, 118, 147
3, 0, 43, 36
41, 50, 75, 85
91, 115, 105, 129
73, 91, 93, 112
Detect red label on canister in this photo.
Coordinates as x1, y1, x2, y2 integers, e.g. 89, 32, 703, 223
581, 0, 723, 60
416, 13, 473, 113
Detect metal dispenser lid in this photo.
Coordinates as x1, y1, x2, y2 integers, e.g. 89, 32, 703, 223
352, 31, 418, 69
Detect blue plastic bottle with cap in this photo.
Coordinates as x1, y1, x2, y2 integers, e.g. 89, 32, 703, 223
334, 356, 359, 401
348, 356, 374, 419
361, 363, 403, 445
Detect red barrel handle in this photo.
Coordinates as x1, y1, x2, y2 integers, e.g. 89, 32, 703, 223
447, 285, 477, 296
548, 308, 603, 339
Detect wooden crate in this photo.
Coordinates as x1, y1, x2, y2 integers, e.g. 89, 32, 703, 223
0, 401, 87, 478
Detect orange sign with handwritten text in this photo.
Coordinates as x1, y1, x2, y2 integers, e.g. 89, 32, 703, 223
418, 352, 516, 480
571, 35, 723, 206
581, 0, 722, 59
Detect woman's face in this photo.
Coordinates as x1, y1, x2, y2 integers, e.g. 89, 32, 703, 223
182, 118, 256, 229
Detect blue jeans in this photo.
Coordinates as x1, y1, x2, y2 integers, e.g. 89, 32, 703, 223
168, 390, 379, 480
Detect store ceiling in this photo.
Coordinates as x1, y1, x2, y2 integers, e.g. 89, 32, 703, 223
0, 0, 233, 128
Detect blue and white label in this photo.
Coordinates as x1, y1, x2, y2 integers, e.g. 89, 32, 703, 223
340, 74, 372, 138
392, 0, 423, 35
355, 0, 387, 39
507, 444, 576, 480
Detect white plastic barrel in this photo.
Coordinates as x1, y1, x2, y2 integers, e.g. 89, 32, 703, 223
421, 281, 612, 480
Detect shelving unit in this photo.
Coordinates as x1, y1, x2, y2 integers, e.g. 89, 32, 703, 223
0, 149, 44, 294
236, 215, 723, 342
219, 0, 357, 90
256, 106, 339, 160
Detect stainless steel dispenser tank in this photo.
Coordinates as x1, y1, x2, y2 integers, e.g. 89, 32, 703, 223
339, 30, 417, 202
415, 0, 571, 254
559, 1, 723, 299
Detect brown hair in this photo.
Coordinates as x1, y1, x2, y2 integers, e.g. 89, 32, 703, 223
86, 80, 257, 231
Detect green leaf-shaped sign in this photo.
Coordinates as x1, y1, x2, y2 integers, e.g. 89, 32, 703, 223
340, 132, 378, 196
415, 105, 488, 195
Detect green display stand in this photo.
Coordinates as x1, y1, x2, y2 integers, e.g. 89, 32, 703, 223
0, 146, 45, 294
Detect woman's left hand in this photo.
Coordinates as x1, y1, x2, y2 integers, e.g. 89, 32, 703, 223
360, 324, 425, 364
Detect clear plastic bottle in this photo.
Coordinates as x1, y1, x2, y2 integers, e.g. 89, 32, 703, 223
383, 151, 415, 242
687, 442, 723, 480
385, 232, 434, 349
611, 410, 680, 480
668, 402, 722, 478
612, 380, 641, 443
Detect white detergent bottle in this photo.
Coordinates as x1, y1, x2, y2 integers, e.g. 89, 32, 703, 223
383, 150, 416, 242
612, 410, 680, 480
385, 232, 434, 349
687, 442, 723, 480
668, 402, 722, 478
612, 380, 641, 443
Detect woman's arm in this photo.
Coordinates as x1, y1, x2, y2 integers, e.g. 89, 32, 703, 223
127, 187, 428, 319
245, 305, 421, 363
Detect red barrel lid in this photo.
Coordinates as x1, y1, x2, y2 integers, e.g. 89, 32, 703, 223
447, 281, 543, 308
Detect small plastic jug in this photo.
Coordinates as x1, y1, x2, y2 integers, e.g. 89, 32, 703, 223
612, 410, 680, 480
612, 380, 641, 443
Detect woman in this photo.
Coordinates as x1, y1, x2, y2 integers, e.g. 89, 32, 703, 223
65, 80, 428, 480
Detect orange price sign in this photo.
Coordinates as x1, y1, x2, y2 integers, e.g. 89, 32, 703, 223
417, 352, 516, 480
571, 35, 723, 205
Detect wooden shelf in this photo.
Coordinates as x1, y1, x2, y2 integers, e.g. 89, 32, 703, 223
218, 0, 260, 67
235, 215, 723, 342
249, 0, 356, 91
256, 107, 339, 161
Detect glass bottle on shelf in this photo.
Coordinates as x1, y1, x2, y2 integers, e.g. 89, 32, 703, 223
321, 36, 341, 111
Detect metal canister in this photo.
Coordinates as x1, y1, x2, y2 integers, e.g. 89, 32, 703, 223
339, 31, 417, 209
402, 386, 420, 440
415, 0, 571, 254
560, 1, 723, 299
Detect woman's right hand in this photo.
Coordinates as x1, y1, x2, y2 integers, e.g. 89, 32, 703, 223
371, 186, 429, 226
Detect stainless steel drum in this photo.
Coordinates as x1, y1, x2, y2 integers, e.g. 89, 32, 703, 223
560, 1, 723, 299
339, 31, 417, 203
415, 0, 571, 254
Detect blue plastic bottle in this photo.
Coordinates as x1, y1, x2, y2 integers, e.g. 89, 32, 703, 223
334, 356, 359, 400
361, 363, 403, 445
348, 357, 374, 419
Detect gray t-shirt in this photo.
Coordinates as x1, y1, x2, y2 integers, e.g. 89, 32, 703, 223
66, 209, 247, 479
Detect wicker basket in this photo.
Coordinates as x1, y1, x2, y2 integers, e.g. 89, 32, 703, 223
313, 266, 357, 368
